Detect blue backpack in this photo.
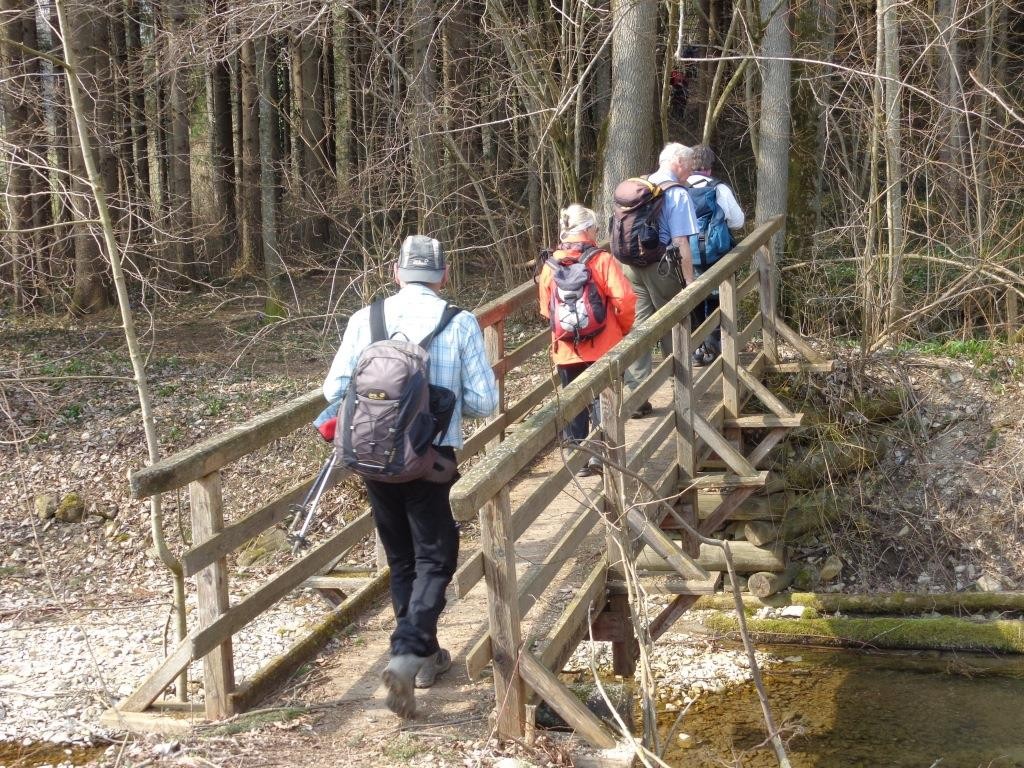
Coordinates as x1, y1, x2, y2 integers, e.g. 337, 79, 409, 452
686, 179, 734, 269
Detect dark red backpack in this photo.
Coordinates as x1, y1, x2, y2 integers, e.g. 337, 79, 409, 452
609, 178, 682, 267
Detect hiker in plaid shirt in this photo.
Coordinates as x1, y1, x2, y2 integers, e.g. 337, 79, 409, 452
323, 236, 497, 718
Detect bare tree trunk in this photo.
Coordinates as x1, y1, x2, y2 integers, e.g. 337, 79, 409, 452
238, 38, 261, 273
754, 0, 792, 261
601, 0, 658, 230
66, 0, 115, 313
1, 0, 35, 306
408, 0, 443, 234
125, 0, 152, 250
209, 0, 237, 276
258, 38, 286, 318
164, 0, 195, 281
881, 0, 904, 328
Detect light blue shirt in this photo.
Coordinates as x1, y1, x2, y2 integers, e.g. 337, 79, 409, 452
649, 168, 698, 244
322, 283, 499, 448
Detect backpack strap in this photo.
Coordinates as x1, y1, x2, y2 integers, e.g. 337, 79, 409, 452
369, 299, 387, 343
419, 303, 464, 350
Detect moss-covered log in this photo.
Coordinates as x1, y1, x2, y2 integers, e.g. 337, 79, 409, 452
636, 541, 786, 574
702, 614, 1024, 653
695, 591, 1024, 616
785, 433, 888, 489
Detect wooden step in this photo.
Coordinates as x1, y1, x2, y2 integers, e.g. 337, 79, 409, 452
723, 414, 803, 429
685, 471, 769, 490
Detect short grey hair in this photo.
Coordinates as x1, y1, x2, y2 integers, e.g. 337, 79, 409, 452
691, 144, 716, 171
559, 203, 597, 240
658, 142, 693, 170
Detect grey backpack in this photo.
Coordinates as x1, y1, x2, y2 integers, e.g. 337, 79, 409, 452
337, 300, 462, 484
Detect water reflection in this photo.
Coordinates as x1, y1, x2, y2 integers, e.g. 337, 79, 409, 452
659, 647, 1024, 767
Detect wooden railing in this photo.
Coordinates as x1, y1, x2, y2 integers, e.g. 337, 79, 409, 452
117, 280, 553, 722
447, 215, 827, 745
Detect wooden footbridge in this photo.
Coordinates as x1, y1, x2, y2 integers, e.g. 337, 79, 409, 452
106, 215, 830, 750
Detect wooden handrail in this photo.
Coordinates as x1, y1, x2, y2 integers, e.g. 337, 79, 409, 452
449, 215, 785, 520
130, 279, 545, 499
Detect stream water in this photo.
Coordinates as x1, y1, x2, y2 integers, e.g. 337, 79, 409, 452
659, 647, 1024, 767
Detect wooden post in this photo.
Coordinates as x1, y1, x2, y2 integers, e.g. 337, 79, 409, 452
599, 381, 637, 676
483, 317, 506, 449
756, 245, 779, 363
188, 472, 235, 720
720, 274, 740, 421
671, 319, 699, 557
480, 486, 525, 737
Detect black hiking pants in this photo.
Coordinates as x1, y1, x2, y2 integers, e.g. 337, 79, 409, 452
364, 447, 459, 659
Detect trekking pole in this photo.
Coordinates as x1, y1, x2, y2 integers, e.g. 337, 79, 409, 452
288, 451, 338, 554
662, 244, 686, 286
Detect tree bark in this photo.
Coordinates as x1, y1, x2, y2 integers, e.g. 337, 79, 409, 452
753, 0, 792, 260
258, 38, 286, 318
209, 0, 237, 275
238, 38, 261, 273
66, 0, 116, 313
1, 0, 37, 306
164, 0, 195, 281
601, 0, 658, 231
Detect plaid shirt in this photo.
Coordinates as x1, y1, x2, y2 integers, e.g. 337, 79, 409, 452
322, 283, 498, 448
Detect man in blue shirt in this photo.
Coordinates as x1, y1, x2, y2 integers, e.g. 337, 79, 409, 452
323, 235, 498, 718
622, 143, 699, 416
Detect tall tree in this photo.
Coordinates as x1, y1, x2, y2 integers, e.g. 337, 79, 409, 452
66, 0, 117, 313
601, 0, 658, 229
164, 0, 195, 280
754, 0, 792, 260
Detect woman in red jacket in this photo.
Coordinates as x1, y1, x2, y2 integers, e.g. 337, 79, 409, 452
538, 204, 637, 476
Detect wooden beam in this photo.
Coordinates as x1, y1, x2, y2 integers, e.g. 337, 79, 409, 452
230, 569, 390, 712
465, 505, 600, 679
183, 472, 347, 577
723, 415, 803, 429
189, 472, 235, 720
190, 513, 374, 661
698, 486, 758, 536
736, 365, 794, 418
686, 471, 769, 490
118, 634, 197, 713
763, 361, 835, 374
747, 427, 789, 469
519, 651, 616, 750
131, 390, 326, 498
624, 507, 708, 580
648, 594, 702, 641
773, 315, 826, 364
636, 541, 786, 573
454, 454, 599, 598
480, 487, 525, 738
691, 412, 757, 478
538, 558, 608, 677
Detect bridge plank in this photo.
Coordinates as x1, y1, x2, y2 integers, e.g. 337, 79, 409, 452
519, 651, 616, 750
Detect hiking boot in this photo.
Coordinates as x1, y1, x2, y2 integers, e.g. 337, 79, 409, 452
631, 400, 653, 419
693, 345, 718, 368
382, 654, 423, 718
576, 456, 603, 478
415, 648, 452, 689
